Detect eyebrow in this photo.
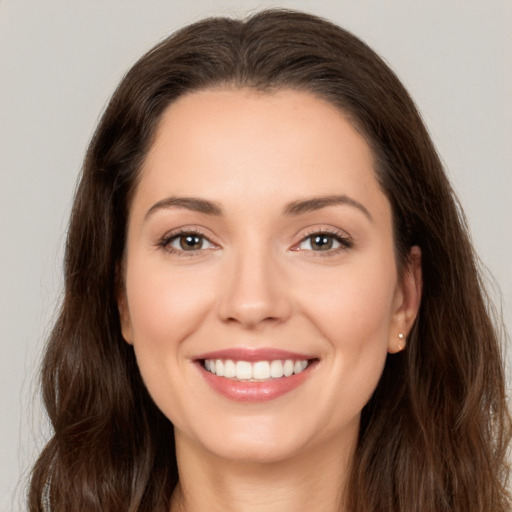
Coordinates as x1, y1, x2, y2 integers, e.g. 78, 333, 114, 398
283, 194, 373, 221
145, 196, 223, 220
145, 194, 372, 222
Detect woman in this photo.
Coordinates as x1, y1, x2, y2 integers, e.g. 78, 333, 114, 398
28, 9, 510, 512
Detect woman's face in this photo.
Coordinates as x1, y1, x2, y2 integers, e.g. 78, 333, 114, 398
119, 88, 421, 464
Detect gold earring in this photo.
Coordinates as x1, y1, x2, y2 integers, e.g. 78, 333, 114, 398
398, 333, 405, 351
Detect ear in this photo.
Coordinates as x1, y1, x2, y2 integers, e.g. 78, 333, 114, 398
116, 264, 134, 345
388, 245, 422, 354
117, 288, 134, 345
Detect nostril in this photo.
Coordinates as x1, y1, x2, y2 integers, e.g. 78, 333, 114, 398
217, 257, 293, 327
223, 313, 284, 328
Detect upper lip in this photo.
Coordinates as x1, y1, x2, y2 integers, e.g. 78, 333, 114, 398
193, 348, 316, 362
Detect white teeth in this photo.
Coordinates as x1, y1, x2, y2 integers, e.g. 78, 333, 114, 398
270, 360, 284, 378
235, 361, 252, 380
203, 358, 311, 381
252, 361, 270, 379
283, 359, 294, 377
223, 359, 236, 378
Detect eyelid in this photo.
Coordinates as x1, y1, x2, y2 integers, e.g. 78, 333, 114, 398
154, 225, 353, 256
156, 226, 220, 255
168, 233, 216, 251
290, 226, 354, 253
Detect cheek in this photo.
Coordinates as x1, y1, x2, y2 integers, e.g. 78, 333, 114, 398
126, 259, 212, 345
123, 257, 217, 402
124, 259, 216, 427
300, 257, 397, 344
297, 253, 397, 398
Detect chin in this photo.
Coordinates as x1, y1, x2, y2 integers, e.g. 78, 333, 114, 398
206, 436, 305, 465
185, 410, 349, 466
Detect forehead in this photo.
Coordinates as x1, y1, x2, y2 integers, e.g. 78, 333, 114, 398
133, 87, 389, 222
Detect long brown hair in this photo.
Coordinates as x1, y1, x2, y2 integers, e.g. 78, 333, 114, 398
29, 9, 511, 511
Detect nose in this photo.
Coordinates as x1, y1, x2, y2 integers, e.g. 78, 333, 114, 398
217, 244, 292, 329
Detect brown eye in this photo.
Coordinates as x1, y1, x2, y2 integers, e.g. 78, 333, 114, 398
164, 232, 216, 253
297, 232, 351, 252
179, 234, 204, 251
310, 234, 334, 251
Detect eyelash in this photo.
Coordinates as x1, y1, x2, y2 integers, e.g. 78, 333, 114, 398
157, 228, 353, 256
293, 229, 353, 256
157, 229, 217, 257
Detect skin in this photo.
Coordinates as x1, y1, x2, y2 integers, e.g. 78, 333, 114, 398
119, 88, 422, 512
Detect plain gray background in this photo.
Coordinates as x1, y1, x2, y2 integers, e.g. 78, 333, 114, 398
1, 1, 511, 510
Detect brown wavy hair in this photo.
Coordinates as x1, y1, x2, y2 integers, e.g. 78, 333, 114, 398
29, 9, 510, 512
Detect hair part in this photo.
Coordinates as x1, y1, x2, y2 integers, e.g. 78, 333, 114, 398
29, 9, 510, 512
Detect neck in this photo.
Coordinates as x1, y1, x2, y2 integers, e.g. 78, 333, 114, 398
170, 430, 355, 512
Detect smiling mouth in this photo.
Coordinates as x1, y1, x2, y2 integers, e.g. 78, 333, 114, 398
195, 349, 318, 401
202, 358, 312, 382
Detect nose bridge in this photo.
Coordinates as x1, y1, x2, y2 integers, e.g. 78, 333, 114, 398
218, 235, 290, 327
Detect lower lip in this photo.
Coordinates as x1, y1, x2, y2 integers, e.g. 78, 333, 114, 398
198, 362, 315, 402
